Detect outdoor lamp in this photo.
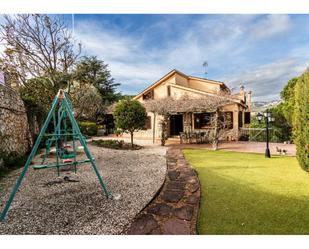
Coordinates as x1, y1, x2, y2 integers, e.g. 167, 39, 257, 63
256, 112, 263, 122
256, 110, 273, 158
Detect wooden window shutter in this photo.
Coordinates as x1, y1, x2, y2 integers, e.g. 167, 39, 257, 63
244, 112, 251, 124
167, 85, 171, 96
238, 111, 243, 128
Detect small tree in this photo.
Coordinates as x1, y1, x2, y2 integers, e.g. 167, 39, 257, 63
293, 69, 309, 172
113, 99, 147, 147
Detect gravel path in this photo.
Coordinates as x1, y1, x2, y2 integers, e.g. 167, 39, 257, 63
0, 143, 166, 234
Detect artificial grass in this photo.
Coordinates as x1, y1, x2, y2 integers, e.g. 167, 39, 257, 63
182, 149, 309, 235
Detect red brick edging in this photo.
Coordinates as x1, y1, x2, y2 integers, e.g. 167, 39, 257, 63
125, 147, 201, 235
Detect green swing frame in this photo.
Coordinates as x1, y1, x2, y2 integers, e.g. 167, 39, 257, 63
0, 89, 110, 222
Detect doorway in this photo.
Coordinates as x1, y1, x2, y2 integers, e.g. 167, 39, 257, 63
170, 114, 183, 136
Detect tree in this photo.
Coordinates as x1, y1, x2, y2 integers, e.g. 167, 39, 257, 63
113, 99, 147, 147
249, 106, 292, 143
73, 56, 120, 105
0, 14, 81, 88
293, 69, 309, 172
280, 77, 298, 126
19, 77, 57, 137
68, 82, 103, 121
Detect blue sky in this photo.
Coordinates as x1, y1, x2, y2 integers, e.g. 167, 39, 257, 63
4, 14, 309, 101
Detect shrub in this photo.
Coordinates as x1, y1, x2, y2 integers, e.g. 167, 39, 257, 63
78, 121, 98, 136
0, 151, 27, 178
293, 69, 309, 171
91, 139, 141, 150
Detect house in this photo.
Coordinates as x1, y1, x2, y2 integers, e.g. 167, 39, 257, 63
132, 69, 251, 141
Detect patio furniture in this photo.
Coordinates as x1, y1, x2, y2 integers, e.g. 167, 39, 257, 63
180, 132, 189, 144
179, 130, 211, 144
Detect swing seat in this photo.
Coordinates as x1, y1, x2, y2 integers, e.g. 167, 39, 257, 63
60, 152, 76, 159
63, 159, 73, 163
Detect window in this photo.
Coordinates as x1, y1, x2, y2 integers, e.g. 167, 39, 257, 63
144, 116, 151, 129
238, 111, 243, 128
194, 113, 212, 129
167, 85, 171, 97
142, 90, 154, 100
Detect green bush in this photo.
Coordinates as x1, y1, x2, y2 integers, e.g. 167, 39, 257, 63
293, 69, 309, 171
92, 139, 124, 149
91, 139, 141, 150
0, 151, 27, 178
78, 121, 98, 136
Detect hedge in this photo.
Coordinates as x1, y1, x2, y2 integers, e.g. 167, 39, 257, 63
293, 69, 309, 171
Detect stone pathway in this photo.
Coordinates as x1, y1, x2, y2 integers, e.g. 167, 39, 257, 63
125, 147, 200, 235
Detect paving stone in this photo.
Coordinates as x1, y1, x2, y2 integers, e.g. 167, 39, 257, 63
127, 214, 158, 235
162, 218, 190, 235
148, 203, 173, 216
186, 195, 199, 205
188, 178, 198, 184
188, 183, 199, 193
165, 181, 186, 190
168, 170, 180, 180
161, 190, 184, 203
181, 170, 196, 178
149, 227, 163, 235
174, 205, 194, 221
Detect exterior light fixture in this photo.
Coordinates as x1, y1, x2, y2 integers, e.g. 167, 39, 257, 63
256, 109, 274, 158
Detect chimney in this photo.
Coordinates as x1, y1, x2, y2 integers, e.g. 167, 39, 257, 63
247, 91, 252, 112
239, 85, 245, 102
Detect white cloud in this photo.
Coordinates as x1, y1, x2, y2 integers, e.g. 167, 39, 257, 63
249, 15, 291, 40
224, 57, 308, 101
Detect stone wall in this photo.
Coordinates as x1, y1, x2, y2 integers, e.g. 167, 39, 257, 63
0, 84, 31, 156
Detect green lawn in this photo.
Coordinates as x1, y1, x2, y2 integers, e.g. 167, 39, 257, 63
182, 149, 309, 235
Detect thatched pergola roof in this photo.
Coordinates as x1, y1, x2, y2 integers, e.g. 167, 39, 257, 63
144, 94, 236, 115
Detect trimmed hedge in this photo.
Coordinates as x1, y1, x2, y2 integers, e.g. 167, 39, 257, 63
78, 121, 98, 136
293, 69, 309, 171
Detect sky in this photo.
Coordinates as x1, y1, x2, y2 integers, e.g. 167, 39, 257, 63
3, 14, 309, 101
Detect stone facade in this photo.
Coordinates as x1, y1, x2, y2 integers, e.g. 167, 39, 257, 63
0, 84, 31, 156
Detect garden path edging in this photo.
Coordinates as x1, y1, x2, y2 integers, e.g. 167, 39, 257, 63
124, 146, 201, 235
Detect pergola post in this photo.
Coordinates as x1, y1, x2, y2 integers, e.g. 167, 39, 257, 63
152, 112, 156, 144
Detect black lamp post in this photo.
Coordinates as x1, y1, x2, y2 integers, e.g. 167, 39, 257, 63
256, 109, 275, 158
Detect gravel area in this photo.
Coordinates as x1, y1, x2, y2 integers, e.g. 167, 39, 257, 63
0, 142, 166, 234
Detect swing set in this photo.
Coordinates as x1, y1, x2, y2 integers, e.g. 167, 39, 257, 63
0, 89, 110, 222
